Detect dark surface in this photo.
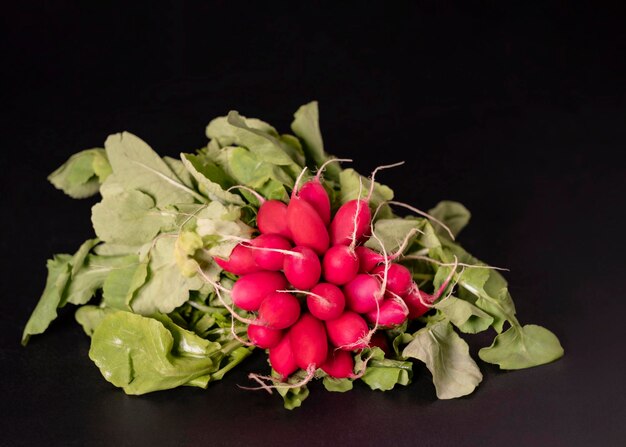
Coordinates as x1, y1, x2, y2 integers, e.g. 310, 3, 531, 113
1, 2, 625, 446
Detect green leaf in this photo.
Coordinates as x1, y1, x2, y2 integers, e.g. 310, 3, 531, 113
216, 146, 292, 200
22, 254, 72, 344
428, 201, 471, 239
365, 217, 422, 254
89, 312, 221, 394
339, 168, 394, 210
48, 149, 110, 199
322, 377, 354, 392
403, 320, 482, 399
180, 153, 244, 205
102, 255, 148, 310
479, 324, 564, 369
291, 101, 340, 181
434, 296, 494, 334
130, 237, 203, 315
74, 305, 116, 336
357, 347, 412, 391
104, 132, 203, 206
91, 189, 177, 246
275, 369, 310, 410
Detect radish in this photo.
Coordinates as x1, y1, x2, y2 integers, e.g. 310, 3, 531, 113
258, 291, 301, 329
247, 324, 283, 349
325, 311, 369, 350
306, 283, 345, 320
329, 198, 371, 247
286, 168, 329, 255
269, 335, 298, 379
369, 332, 391, 355
329, 162, 404, 247
283, 246, 321, 290
320, 349, 355, 379
249, 234, 292, 271
322, 245, 360, 285
365, 297, 409, 328
286, 195, 329, 255
257, 199, 292, 239
297, 158, 350, 225
343, 273, 383, 313
355, 246, 384, 273
403, 260, 458, 318
230, 271, 287, 311
214, 243, 260, 275
372, 263, 412, 296
288, 314, 328, 370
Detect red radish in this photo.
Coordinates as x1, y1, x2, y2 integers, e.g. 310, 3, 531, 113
320, 349, 355, 379
247, 324, 283, 349
322, 245, 360, 285
369, 332, 391, 355
329, 199, 372, 247
249, 234, 292, 270
343, 273, 383, 313
269, 335, 298, 379
257, 199, 292, 239
355, 246, 384, 273
326, 311, 369, 350
230, 271, 287, 311
258, 291, 301, 329
283, 246, 321, 290
286, 196, 329, 255
214, 244, 261, 275
403, 264, 457, 319
402, 288, 432, 319
372, 263, 412, 296
288, 314, 328, 370
365, 298, 409, 328
307, 283, 345, 320
298, 181, 331, 225
297, 158, 350, 225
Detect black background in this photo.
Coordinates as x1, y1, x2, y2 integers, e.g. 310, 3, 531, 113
2, 2, 625, 446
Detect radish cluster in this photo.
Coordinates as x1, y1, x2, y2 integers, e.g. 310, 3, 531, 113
215, 165, 444, 383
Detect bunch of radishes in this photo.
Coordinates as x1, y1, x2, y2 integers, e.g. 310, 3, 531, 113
213, 163, 449, 384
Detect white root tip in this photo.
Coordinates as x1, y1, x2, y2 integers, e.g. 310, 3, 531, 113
315, 158, 352, 181
227, 185, 266, 204
292, 166, 309, 197
367, 161, 405, 202
387, 200, 455, 240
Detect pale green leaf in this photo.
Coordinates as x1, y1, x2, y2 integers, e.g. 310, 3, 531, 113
356, 347, 412, 391
339, 168, 394, 211
428, 201, 471, 239
322, 377, 354, 392
22, 255, 72, 344
403, 320, 482, 399
130, 238, 203, 315
48, 149, 109, 199
365, 217, 422, 254
434, 296, 494, 334
91, 189, 177, 245
102, 255, 148, 310
104, 131, 203, 205
291, 101, 340, 181
180, 153, 244, 205
75, 305, 116, 336
89, 312, 221, 394
479, 324, 564, 369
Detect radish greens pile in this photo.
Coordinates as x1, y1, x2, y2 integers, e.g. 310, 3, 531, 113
22, 102, 564, 409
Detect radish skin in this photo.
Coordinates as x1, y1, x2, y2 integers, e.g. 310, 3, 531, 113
289, 314, 328, 370
320, 349, 355, 379
283, 246, 322, 290
365, 298, 409, 328
247, 324, 283, 349
343, 274, 383, 313
257, 200, 292, 239
307, 283, 345, 321
298, 180, 331, 225
372, 263, 412, 296
329, 199, 371, 247
269, 335, 298, 379
231, 271, 287, 311
258, 292, 301, 329
322, 245, 360, 285
249, 234, 292, 271
287, 196, 329, 255
214, 244, 260, 275
325, 311, 369, 350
